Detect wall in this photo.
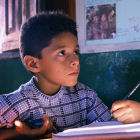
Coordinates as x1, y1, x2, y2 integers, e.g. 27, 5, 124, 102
0, 58, 31, 94
0, 50, 140, 108
79, 50, 140, 108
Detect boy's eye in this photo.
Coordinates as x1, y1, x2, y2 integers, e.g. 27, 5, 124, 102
58, 50, 65, 56
74, 49, 80, 55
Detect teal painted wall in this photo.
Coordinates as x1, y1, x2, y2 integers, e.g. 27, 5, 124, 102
0, 58, 31, 94
79, 50, 140, 108
0, 50, 140, 108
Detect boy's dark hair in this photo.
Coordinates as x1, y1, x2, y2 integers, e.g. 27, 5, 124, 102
20, 11, 77, 60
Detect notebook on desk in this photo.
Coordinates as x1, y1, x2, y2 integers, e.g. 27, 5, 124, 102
52, 121, 140, 140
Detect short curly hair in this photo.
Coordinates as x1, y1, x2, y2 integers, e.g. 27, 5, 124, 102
20, 11, 78, 60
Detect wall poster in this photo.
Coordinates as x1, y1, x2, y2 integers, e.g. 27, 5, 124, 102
76, 0, 140, 53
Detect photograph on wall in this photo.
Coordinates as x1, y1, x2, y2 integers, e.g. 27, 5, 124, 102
76, 0, 140, 53
86, 4, 116, 40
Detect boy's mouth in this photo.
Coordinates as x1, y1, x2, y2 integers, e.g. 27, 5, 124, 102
68, 71, 79, 76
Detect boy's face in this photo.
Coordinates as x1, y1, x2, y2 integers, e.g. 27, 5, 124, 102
37, 32, 80, 87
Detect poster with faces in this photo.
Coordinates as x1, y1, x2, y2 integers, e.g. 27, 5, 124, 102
76, 0, 140, 53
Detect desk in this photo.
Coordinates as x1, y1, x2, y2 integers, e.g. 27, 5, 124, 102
52, 121, 140, 140
52, 132, 140, 140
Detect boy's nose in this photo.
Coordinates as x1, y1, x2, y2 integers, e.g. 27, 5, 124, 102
70, 55, 79, 67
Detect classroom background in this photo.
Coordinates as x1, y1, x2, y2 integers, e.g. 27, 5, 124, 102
0, 0, 140, 109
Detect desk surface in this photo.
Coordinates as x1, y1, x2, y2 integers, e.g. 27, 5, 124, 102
52, 132, 140, 140
52, 121, 140, 140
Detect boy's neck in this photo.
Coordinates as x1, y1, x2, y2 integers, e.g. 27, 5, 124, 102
33, 76, 61, 96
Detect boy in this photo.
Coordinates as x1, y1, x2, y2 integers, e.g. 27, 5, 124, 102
0, 12, 112, 139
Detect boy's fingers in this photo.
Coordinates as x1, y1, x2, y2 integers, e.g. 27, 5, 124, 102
42, 114, 53, 130
14, 120, 23, 128
112, 106, 128, 119
41, 120, 50, 134
42, 114, 48, 121
14, 120, 24, 133
30, 119, 50, 136
7, 123, 14, 128
0, 122, 6, 128
14, 120, 33, 136
111, 100, 130, 112
42, 114, 56, 133
14, 115, 55, 136
115, 113, 129, 123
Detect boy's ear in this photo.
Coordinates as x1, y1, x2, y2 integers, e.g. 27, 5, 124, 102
23, 55, 41, 73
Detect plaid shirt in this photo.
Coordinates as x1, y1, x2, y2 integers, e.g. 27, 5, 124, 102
0, 77, 112, 132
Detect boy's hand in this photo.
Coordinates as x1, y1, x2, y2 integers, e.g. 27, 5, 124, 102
0, 122, 6, 128
14, 114, 54, 137
0, 122, 14, 128
111, 100, 140, 123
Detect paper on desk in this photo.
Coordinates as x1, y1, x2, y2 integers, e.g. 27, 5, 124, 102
53, 121, 140, 137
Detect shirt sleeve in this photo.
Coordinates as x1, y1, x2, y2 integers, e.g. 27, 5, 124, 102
0, 95, 19, 127
0, 93, 31, 128
86, 90, 113, 124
